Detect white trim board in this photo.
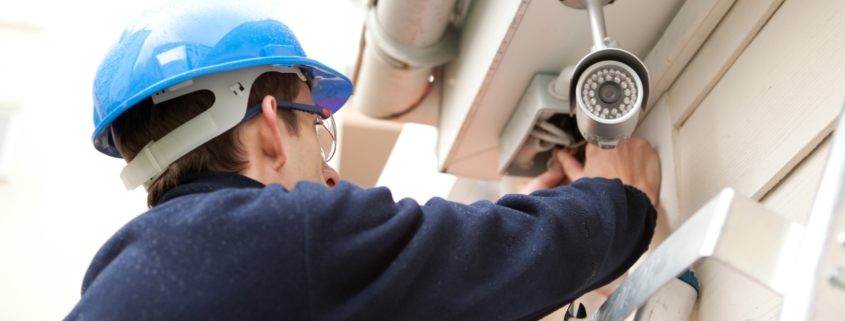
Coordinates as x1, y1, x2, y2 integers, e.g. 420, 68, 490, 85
436, 0, 527, 172
633, 94, 681, 247
643, 0, 735, 113
668, 0, 785, 128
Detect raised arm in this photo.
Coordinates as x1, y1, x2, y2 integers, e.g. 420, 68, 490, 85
303, 139, 660, 320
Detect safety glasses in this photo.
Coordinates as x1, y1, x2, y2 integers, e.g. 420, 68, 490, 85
241, 101, 337, 162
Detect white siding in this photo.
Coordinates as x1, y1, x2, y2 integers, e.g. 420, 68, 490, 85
639, 0, 845, 319
676, 0, 845, 217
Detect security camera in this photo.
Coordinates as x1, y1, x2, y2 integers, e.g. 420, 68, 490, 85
570, 48, 649, 149
563, 0, 650, 149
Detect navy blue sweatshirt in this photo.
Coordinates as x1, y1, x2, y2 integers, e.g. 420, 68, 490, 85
64, 172, 655, 321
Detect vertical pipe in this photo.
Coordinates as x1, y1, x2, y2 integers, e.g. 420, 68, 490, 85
355, 46, 432, 118
354, 0, 458, 119
376, 0, 459, 48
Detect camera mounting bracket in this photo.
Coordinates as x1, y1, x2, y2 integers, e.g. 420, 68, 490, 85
560, 0, 617, 51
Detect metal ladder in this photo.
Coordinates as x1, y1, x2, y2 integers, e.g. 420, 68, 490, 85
588, 100, 845, 321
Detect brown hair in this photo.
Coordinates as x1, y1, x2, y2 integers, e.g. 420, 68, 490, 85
115, 71, 303, 208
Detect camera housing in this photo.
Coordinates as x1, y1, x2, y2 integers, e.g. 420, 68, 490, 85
499, 74, 584, 177
569, 47, 650, 148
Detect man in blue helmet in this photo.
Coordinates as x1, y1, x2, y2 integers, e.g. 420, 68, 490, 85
66, 0, 659, 320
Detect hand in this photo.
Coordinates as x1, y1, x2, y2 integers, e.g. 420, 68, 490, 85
519, 137, 660, 207
518, 149, 571, 194
559, 137, 660, 207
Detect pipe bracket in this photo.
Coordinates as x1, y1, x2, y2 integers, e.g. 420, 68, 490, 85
365, 7, 460, 69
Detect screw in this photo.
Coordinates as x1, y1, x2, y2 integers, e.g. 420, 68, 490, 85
830, 266, 845, 290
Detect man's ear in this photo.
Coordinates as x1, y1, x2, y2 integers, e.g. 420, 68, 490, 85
259, 95, 286, 170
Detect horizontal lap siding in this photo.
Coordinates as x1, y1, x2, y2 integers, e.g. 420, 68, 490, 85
669, 0, 845, 320
677, 0, 845, 219
628, 0, 845, 321
668, 0, 783, 127
686, 137, 830, 321
761, 134, 831, 225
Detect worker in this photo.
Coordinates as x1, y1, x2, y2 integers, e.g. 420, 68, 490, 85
64, 0, 659, 320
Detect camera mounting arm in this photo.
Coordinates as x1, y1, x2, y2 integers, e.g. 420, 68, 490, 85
561, 0, 619, 51
560, 0, 648, 149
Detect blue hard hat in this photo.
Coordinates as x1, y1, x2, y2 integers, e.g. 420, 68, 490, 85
92, 0, 353, 158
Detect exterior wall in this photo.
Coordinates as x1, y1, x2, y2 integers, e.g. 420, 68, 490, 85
638, 0, 845, 319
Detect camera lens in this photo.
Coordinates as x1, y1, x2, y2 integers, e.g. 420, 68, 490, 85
580, 61, 640, 120
599, 82, 621, 104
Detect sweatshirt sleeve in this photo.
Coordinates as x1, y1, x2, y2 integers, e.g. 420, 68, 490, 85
295, 177, 656, 321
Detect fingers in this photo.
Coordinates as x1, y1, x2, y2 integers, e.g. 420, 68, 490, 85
557, 149, 585, 182
620, 137, 661, 207
643, 141, 661, 207
574, 137, 663, 206
518, 162, 565, 194
539, 156, 566, 183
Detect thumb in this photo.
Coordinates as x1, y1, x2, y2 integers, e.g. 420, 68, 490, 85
557, 149, 585, 182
